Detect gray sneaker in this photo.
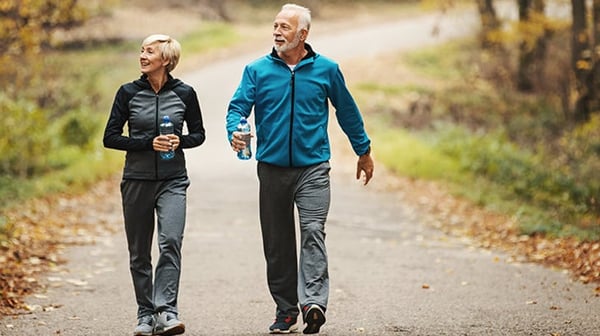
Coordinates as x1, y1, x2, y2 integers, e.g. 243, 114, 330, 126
133, 315, 154, 336
154, 311, 185, 336
302, 304, 326, 334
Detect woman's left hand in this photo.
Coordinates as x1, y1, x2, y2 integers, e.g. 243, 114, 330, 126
153, 134, 180, 152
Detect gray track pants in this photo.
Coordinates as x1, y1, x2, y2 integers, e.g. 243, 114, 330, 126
120, 177, 190, 318
257, 161, 331, 318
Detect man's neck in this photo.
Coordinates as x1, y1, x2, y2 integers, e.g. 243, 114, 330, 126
278, 44, 308, 66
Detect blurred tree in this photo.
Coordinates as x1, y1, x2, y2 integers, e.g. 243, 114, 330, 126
0, 0, 88, 177
516, 0, 548, 92
476, 0, 502, 49
590, 0, 600, 118
571, 0, 591, 121
0, 0, 88, 97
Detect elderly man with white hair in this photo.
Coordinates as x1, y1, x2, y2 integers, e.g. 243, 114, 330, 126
227, 3, 374, 334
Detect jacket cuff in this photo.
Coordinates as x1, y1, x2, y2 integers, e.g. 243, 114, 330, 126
360, 145, 371, 156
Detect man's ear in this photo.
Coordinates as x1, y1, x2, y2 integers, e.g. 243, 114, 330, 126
300, 28, 309, 41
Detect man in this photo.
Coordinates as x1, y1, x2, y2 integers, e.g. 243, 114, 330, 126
226, 3, 374, 334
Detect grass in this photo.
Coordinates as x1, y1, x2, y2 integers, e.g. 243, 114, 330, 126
367, 114, 600, 240
353, 38, 600, 241
181, 23, 239, 54
402, 42, 472, 81
369, 120, 462, 182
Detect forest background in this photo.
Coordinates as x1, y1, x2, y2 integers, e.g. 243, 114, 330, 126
0, 0, 599, 313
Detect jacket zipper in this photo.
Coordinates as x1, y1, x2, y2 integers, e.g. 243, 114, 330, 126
289, 70, 295, 167
154, 93, 159, 180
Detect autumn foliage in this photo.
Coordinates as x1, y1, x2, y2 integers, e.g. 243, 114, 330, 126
0, 0, 96, 314
0, 179, 119, 315
0, 0, 87, 94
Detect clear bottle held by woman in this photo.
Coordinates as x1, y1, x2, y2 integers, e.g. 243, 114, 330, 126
159, 115, 175, 160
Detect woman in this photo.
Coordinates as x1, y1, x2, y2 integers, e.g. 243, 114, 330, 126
103, 34, 205, 336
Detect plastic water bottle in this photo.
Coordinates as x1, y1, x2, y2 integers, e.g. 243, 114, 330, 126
159, 115, 175, 160
237, 117, 252, 160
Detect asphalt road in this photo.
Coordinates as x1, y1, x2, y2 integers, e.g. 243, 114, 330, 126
2, 6, 600, 336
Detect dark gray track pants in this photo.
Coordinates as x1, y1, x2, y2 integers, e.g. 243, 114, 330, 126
257, 161, 331, 318
120, 177, 190, 318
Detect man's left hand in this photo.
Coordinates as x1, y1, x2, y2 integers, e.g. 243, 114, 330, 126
356, 151, 374, 185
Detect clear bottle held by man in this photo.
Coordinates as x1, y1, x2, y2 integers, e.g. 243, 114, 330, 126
237, 117, 252, 160
159, 115, 175, 160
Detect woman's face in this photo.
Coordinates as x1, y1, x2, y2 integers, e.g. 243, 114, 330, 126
140, 42, 168, 75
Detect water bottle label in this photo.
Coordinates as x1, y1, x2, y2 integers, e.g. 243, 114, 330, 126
160, 150, 175, 160
236, 117, 252, 160
237, 132, 252, 160
159, 115, 175, 160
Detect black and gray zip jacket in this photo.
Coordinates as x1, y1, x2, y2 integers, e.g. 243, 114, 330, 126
103, 74, 206, 180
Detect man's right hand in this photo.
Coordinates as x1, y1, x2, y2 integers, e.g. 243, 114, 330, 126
231, 131, 252, 152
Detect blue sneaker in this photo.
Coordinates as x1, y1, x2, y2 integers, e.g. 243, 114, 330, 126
269, 314, 298, 334
302, 305, 326, 334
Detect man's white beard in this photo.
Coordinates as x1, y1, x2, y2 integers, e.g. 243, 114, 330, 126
275, 33, 301, 53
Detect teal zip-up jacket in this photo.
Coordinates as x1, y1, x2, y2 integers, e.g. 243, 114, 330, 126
226, 44, 371, 167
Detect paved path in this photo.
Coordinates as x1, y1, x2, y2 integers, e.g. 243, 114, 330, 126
2, 7, 600, 336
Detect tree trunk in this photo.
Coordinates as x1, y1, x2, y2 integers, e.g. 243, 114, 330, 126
572, 0, 591, 121
590, 0, 600, 113
475, 0, 501, 49
517, 0, 547, 92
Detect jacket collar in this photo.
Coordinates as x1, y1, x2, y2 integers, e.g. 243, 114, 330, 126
135, 73, 179, 91
270, 43, 316, 63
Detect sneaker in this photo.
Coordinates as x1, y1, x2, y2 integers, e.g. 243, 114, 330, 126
154, 311, 185, 336
269, 314, 298, 334
133, 315, 154, 336
302, 305, 326, 334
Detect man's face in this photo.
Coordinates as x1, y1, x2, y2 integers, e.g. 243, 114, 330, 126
273, 10, 303, 53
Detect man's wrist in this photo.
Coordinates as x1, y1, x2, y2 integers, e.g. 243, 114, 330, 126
361, 146, 371, 157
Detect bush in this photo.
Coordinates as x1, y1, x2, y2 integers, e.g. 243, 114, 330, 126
556, 114, 600, 215
434, 125, 598, 237
0, 94, 52, 177
56, 108, 101, 147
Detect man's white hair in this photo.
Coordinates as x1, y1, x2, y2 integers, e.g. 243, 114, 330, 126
282, 3, 311, 31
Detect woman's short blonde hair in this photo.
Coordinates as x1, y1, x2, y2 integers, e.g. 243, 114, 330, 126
142, 34, 181, 73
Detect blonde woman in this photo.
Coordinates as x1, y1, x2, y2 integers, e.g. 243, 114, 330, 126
103, 34, 205, 336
